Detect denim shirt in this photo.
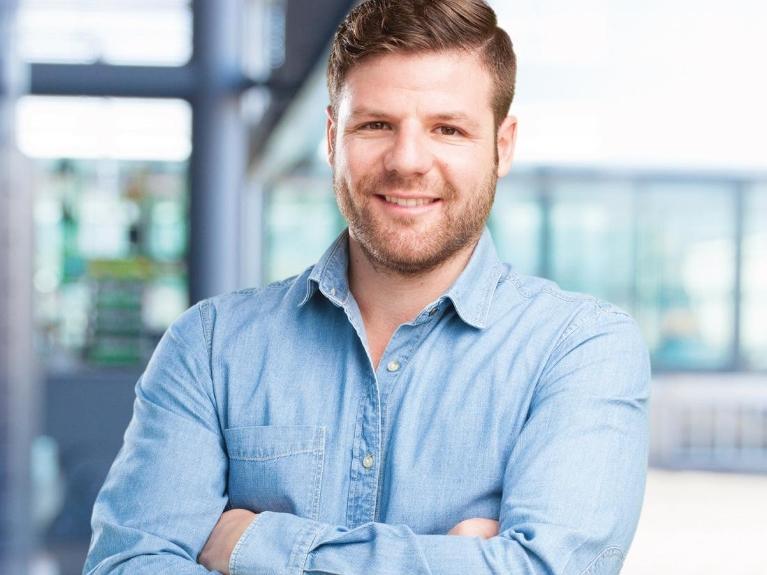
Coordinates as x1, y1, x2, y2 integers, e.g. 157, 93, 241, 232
84, 228, 650, 575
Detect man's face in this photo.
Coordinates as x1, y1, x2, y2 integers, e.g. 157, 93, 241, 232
327, 49, 517, 276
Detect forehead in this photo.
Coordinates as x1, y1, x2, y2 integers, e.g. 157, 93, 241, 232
338, 50, 494, 121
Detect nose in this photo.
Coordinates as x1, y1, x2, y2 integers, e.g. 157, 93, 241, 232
383, 123, 434, 176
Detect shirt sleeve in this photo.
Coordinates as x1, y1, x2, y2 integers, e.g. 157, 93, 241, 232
229, 305, 651, 575
83, 301, 227, 574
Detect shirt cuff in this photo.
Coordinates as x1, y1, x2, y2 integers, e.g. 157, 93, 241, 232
229, 511, 324, 575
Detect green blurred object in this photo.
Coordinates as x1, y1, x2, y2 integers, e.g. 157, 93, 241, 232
33, 159, 189, 371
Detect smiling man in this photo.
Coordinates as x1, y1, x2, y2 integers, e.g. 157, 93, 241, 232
84, 2, 650, 574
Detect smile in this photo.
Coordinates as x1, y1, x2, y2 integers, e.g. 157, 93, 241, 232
383, 196, 438, 207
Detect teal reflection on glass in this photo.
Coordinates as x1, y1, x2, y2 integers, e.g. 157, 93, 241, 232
635, 182, 736, 370
549, 179, 635, 311
488, 177, 542, 276
742, 185, 767, 370
265, 178, 344, 283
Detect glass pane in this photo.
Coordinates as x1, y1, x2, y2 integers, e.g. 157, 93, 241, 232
18, 0, 192, 66
17, 96, 191, 161
265, 177, 344, 283
489, 175, 542, 276
635, 183, 736, 370
548, 178, 635, 311
742, 185, 767, 370
21, 97, 191, 371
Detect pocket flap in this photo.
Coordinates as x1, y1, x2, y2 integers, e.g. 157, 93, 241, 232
224, 425, 325, 461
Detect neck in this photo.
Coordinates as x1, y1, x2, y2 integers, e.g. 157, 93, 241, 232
347, 234, 478, 332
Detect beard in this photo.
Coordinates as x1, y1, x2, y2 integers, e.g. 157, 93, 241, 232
333, 166, 497, 276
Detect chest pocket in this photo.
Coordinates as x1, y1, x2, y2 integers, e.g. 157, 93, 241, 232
224, 425, 326, 522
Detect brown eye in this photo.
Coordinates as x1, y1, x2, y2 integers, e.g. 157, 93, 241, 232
439, 126, 460, 136
365, 122, 388, 130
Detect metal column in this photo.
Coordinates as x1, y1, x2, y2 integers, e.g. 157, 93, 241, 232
189, 0, 248, 303
1, 0, 38, 573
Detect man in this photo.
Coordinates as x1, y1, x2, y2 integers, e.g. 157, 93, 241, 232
84, 1, 650, 574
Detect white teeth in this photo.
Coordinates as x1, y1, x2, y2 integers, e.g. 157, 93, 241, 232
384, 196, 435, 207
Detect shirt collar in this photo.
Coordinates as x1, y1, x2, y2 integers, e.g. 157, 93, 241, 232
443, 227, 503, 329
299, 227, 504, 329
299, 229, 351, 308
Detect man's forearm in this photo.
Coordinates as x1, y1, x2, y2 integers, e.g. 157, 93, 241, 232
199, 510, 499, 574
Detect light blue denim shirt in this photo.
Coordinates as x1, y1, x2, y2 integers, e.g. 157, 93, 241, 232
84, 228, 650, 575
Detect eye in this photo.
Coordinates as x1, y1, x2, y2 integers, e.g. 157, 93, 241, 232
362, 121, 389, 130
437, 126, 461, 136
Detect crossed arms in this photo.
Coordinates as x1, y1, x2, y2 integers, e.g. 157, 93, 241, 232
83, 303, 650, 575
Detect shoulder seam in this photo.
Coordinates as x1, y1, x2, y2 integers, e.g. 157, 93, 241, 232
196, 300, 216, 388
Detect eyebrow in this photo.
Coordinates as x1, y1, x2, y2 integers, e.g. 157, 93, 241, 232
349, 109, 480, 128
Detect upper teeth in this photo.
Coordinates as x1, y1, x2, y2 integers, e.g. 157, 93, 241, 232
384, 196, 434, 207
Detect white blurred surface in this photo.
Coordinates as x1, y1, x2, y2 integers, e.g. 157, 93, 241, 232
622, 469, 767, 574
492, 0, 767, 171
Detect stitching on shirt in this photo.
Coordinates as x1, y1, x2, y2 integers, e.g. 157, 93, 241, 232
548, 297, 634, 362
288, 521, 322, 574
228, 513, 261, 575
507, 270, 534, 299
309, 426, 326, 522
477, 262, 504, 327
577, 546, 625, 575
228, 447, 323, 462
344, 391, 367, 527
233, 275, 297, 297
196, 300, 223, 422
299, 525, 328, 574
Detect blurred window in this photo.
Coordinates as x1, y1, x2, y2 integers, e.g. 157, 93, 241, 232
635, 182, 737, 371
18, 0, 192, 66
489, 176, 543, 277
264, 177, 344, 284
548, 179, 635, 311
742, 185, 767, 370
19, 96, 191, 371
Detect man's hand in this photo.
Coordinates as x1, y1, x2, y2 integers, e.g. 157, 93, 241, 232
447, 517, 499, 539
198, 509, 258, 575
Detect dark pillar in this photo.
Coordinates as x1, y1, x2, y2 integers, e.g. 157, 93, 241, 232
189, 0, 248, 303
1, 0, 38, 573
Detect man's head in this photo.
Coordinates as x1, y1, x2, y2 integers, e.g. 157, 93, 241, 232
326, 0, 518, 276
327, 0, 516, 127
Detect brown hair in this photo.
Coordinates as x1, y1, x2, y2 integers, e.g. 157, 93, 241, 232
327, 0, 516, 126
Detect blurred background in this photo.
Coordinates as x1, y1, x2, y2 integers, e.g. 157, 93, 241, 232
0, 0, 765, 574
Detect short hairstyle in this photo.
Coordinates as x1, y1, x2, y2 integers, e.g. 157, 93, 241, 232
327, 0, 516, 126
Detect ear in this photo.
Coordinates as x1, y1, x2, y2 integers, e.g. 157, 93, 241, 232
325, 105, 336, 167
496, 115, 517, 178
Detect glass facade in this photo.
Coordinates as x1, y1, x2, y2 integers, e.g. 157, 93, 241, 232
21, 97, 191, 371
488, 176, 543, 277
743, 185, 767, 370
635, 182, 737, 370
18, 0, 192, 67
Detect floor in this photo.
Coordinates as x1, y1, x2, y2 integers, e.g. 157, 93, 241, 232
622, 469, 767, 575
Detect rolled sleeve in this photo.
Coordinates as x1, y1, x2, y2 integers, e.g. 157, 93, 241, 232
84, 301, 228, 574
229, 512, 324, 575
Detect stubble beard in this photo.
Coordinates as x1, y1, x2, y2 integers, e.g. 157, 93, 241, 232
333, 167, 498, 277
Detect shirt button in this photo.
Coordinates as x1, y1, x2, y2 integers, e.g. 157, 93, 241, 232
386, 360, 400, 372
362, 454, 375, 469
329, 287, 336, 296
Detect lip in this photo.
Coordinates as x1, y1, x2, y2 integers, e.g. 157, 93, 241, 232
375, 194, 442, 214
